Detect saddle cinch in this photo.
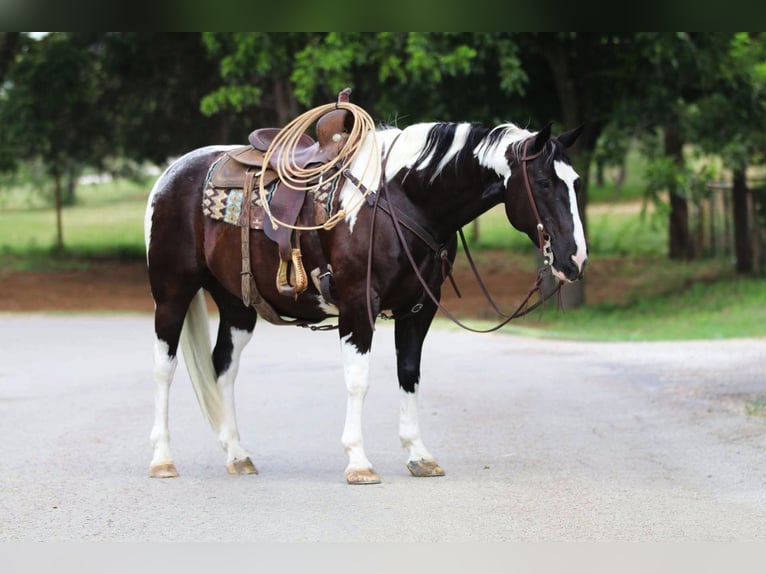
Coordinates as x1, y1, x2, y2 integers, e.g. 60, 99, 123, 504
202, 92, 354, 307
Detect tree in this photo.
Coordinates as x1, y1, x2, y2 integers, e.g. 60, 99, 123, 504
0, 32, 20, 84
0, 33, 105, 250
688, 33, 766, 273
96, 32, 226, 163
198, 33, 529, 129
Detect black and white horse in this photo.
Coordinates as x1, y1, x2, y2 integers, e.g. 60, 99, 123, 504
144, 119, 587, 484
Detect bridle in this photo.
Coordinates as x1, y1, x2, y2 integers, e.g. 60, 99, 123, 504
367, 135, 563, 334
520, 139, 554, 269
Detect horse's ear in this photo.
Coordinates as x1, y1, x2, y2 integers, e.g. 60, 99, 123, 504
557, 124, 585, 149
529, 122, 552, 154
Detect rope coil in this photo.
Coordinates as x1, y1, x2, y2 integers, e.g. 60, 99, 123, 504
258, 101, 379, 231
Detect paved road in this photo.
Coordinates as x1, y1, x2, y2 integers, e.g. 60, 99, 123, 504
1, 314, 765, 541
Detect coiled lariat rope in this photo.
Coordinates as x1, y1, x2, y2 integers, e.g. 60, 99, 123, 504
258, 101, 379, 231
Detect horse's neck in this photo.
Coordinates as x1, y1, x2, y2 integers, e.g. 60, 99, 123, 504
395, 169, 504, 241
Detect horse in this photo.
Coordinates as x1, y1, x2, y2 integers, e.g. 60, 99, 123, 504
144, 114, 587, 484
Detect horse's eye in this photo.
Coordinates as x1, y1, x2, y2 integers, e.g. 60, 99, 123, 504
537, 179, 551, 191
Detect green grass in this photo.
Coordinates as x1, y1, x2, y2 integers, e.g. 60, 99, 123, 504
0, 177, 150, 265
436, 255, 766, 341
515, 275, 766, 341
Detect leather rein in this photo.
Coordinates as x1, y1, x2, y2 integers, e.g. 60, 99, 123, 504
364, 137, 563, 334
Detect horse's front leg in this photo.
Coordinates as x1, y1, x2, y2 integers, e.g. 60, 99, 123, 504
395, 300, 445, 477
338, 305, 380, 485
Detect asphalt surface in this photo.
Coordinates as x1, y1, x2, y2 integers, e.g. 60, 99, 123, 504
1, 313, 765, 541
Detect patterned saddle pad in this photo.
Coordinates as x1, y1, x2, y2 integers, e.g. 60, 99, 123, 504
201, 154, 337, 229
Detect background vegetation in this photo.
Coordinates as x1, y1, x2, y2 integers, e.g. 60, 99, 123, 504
1, 32, 765, 341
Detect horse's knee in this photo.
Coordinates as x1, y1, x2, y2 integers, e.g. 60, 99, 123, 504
397, 361, 420, 393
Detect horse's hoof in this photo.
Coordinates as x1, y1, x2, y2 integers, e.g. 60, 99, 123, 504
149, 463, 179, 478
406, 459, 445, 477
345, 468, 381, 485
227, 458, 259, 475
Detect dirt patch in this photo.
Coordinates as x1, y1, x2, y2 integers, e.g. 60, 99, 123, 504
0, 251, 620, 318
0, 260, 155, 313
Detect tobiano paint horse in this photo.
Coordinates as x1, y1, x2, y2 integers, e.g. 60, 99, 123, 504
144, 119, 587, 484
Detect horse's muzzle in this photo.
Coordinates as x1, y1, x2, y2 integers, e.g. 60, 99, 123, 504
552, 257, 587, 283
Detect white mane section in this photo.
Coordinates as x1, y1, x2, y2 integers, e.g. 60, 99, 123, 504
473, 123, 532, 185
428, 123, 473, 182
339, 129, 383, 232
377, 122, 473, 183
378, 124, 430, 181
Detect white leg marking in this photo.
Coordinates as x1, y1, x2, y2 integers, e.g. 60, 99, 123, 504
217, 327, 254, 466
150, 339, 177, 468
399, 386, 435, 462
554, 160, 588, 272
340, 336, 373, 472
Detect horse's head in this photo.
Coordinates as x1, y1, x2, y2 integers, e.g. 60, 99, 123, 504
504, 124, 588, 283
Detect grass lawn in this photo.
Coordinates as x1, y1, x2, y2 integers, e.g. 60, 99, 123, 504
0, 177, 149, 263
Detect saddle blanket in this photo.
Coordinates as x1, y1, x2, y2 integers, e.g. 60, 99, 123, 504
201, 155, 339, 229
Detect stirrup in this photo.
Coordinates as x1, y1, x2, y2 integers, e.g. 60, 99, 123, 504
276, 248, 308, 299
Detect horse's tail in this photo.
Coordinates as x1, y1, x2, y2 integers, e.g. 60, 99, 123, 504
179, 289, 223, 430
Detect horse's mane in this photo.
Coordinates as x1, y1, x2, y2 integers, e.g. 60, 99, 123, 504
377, 122, 559, 184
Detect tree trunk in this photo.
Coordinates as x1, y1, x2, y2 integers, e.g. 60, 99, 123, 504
273, 78, 299, 126
538, 39, 601, 309
63, 166, 77, 206
0, 32, 20, 84
732, 166, 753, 274
665, 122, 693, 260
595, 159, 605, 186
53, 171, 64, 253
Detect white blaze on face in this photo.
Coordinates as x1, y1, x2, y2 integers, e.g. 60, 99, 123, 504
553, 160, 588, 273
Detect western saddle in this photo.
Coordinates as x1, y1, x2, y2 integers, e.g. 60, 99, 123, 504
204, 89, 355, 321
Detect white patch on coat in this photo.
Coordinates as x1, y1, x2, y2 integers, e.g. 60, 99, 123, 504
553, 160, 588, 272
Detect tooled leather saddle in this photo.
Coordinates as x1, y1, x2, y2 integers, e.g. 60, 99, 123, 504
202, 90, 353, 308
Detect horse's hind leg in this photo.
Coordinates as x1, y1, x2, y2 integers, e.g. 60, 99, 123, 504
149, 297, 197, 478
209, 285, 258, 474
395, 301, 445, 477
